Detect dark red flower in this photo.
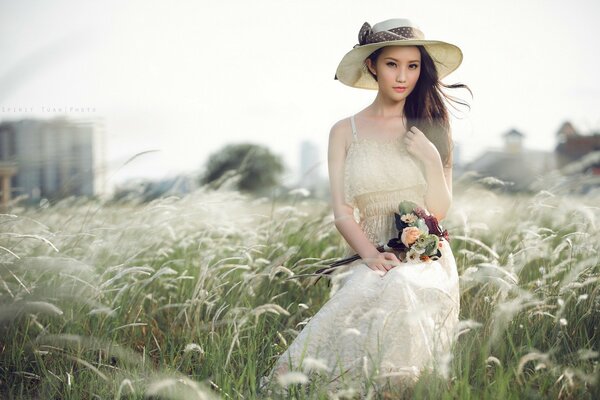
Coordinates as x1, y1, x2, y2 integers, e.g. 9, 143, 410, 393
423, 215, 444, 236
421, 215, 450, 243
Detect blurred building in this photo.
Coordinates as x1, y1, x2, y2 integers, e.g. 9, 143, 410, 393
452, 141, 462, 167
299, 140, 320, 185
297, 140, 328, 197
461, 121, 600, 192
0, 117, 105, 204
555, 121, 600, 174
463, 128, 556, 191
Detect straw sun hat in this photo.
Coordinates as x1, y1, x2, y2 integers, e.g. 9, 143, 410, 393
334, 18, 463, 90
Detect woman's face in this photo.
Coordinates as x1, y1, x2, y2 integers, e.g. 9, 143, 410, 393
366, 45, 421, 100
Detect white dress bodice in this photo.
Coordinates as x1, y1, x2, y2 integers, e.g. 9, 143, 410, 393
342, 114, 429, 255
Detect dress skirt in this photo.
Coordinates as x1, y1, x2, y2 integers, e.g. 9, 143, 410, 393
265, 238, 460, 393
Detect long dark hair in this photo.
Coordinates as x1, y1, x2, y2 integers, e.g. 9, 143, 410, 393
367, 45, 472, 168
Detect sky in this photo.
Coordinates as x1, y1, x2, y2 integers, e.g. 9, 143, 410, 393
1, 0, 599, 190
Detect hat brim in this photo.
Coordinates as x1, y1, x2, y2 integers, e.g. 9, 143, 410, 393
335, 40, 463, 90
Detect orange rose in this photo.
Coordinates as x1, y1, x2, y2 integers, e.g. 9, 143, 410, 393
401, 226, 421, 247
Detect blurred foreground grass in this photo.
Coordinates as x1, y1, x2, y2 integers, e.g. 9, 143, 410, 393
0, 182, 598, 399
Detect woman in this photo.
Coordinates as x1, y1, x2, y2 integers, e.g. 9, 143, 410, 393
263, 18, 471, 395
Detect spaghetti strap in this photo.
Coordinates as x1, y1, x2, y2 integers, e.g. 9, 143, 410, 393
350, 114, 358, 139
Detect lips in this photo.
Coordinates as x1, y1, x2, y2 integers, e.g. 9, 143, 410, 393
393, 86, 407, 92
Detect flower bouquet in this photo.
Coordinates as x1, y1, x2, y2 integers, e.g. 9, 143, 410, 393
313, 201, 449, 285
388, 200, 449, 262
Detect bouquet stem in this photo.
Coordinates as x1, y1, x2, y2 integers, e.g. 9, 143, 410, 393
312, 245, 386, 286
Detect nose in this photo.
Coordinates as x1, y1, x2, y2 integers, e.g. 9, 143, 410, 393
396, 67, 407, 83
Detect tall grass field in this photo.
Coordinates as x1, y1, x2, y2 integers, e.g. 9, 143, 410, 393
1, 178, 598, 399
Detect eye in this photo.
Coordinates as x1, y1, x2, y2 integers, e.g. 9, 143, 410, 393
409, 63, 419, 69
386, 62, 397, 67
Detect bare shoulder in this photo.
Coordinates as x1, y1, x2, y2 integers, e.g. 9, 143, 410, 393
329, 117, 352, 136
329, 117, 353, 151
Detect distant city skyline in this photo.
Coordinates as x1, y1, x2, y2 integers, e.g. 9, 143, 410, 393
1, 0, 599, 190
0, 117, 99, 201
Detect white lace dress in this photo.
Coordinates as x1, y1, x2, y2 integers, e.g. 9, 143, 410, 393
264, 115, 460, 393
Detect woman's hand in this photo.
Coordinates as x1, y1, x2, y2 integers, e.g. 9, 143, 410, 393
364, 251, 400, 275
403, 126, 441, 166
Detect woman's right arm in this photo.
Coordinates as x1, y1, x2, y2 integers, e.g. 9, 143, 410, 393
327, 120, 399, 272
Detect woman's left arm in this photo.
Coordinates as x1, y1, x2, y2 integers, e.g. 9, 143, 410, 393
403, 126, 453, 221
422, 157, 452, 221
